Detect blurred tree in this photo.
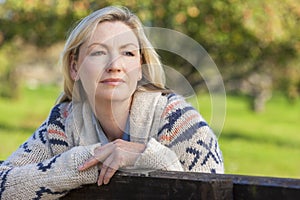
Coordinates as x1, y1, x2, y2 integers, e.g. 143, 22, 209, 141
0, 0, 299, 111
144, 0, 300, 111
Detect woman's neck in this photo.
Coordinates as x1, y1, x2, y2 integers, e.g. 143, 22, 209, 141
94, 98, 131, 141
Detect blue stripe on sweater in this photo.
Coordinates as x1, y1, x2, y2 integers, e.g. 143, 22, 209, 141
158, 106, 195, 136
166, 93, 177, 100
38, 128, 47, 144
168, 121, 208, 147
48, 105, 65, 132
0, 169, 12, 198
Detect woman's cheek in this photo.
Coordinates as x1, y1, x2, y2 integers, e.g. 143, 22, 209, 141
126, 60, 141, 74
79, 60, 103, 98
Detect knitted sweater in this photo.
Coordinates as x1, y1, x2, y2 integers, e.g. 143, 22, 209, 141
0, 91, 224, 199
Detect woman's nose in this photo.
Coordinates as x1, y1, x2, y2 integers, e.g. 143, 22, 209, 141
106, 54, 123, 72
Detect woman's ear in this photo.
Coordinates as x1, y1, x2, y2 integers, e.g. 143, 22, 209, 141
70, 55, 79, 81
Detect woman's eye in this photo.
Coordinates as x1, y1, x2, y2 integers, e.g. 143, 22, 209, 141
91, 51, 106, 56
123, 51, 134, 57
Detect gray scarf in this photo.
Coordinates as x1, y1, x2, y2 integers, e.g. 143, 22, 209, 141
65, 91, 168, 147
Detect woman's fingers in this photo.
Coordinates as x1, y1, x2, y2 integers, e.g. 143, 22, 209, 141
98, 154, 118, 186
93, 142, 115, 162
79, 140, 146, 185
103, 167, 117, 185
79, 142, 115, 171
78, 156, 99, 171
98, 165, 118, 186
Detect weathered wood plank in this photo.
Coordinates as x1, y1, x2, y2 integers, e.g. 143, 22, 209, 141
62, 171, 233, 200
1, 160, 299, 200
230, 174, 300, 200
146, 171, 300, 200
62, 171, 300, 200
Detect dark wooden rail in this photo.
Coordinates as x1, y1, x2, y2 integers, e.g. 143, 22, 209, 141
1, 160, 299, 199
62, 171, 300, 200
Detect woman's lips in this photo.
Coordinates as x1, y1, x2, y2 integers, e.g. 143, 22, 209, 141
100, 78, 125, 86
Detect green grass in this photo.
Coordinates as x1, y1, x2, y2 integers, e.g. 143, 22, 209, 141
0, 84, 61, 159
1, 86, 300, 179
196, 93, 300, 179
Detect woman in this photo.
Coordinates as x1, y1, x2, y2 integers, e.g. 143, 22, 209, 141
0, 6, 224, 199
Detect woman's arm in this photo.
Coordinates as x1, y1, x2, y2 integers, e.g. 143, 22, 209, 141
0, 104, 99, 199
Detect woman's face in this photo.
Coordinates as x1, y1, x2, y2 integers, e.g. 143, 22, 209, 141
71, 21, 142, 107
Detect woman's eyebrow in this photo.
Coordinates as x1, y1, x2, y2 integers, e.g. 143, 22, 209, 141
86, 42, 139, 50
87, 43, 108, 49
120, 43, 139, 49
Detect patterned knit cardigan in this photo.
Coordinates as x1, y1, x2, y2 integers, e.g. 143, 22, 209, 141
0, 91, 224, 199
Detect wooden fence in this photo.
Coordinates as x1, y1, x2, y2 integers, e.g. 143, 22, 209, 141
1, 160, 299, 199
62, 170, 300, 200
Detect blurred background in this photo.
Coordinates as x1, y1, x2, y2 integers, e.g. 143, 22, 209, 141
0, 0, 299, 178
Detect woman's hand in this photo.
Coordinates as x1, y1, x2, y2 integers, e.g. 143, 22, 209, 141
78, 139, 146, 186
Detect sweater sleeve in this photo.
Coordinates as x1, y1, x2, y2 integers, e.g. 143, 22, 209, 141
0, 103, 99, 199
134, 94, 224, 174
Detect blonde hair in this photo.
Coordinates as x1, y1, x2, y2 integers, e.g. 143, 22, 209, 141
58, 6, 167, 103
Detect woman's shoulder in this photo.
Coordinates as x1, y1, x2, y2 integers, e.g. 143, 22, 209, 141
51, 101, 71, 115
133, 91, 189, 111
163, 92, 190, 107
163, 92, 184, 101
161, 92, 203, 120
46, 101, 73, 153
47, 101, 72, 126
133, 91, 184, 102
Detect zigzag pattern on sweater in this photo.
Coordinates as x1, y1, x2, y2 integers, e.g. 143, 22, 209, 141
185, 137, 223, 171
49, 138, 69, 147
21, 142, 32, 153
185, 146, 202, 170
47, 103, 69, 150
47, 105, 65, 131
33, 122, 46, 140
158, 93, 209, 146
19, 122, 47, 155
34, 187, 68, 200
37, 154, 61, 172
197, 138, 222, 166
38, 127, 47, 144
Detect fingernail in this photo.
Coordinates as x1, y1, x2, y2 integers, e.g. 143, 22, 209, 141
78, 165, 84, 170
104, 179, 108, 185
97, 180, 102, 186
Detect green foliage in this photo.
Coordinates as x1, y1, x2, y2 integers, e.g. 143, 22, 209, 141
0, 43, 20, 98
0, 0, 299, 101
146, 0, 300, 94
0, 0, 80, 46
